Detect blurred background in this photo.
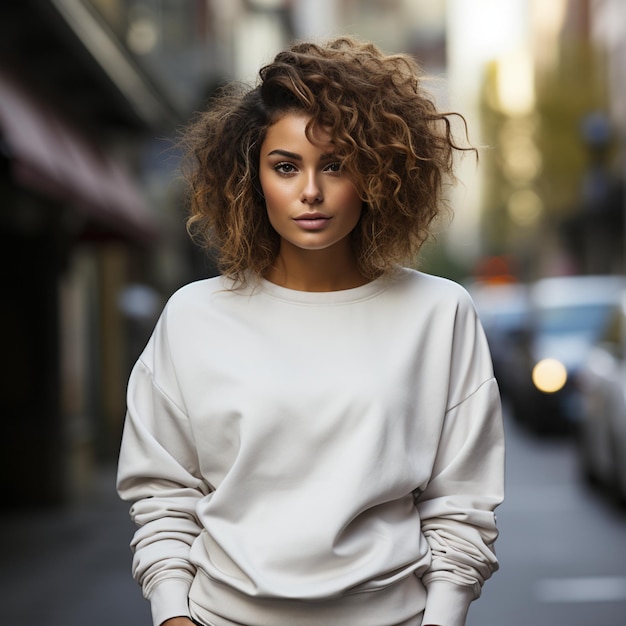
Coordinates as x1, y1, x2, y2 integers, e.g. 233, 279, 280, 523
1, 1, 625, 625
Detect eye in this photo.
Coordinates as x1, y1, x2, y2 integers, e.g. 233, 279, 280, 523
274, 162, 298, 175
324, 162, 342, 173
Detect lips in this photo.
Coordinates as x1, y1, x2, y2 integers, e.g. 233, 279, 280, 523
293, 212, 332, 230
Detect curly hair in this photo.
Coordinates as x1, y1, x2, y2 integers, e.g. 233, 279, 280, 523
182, 36, 474, 284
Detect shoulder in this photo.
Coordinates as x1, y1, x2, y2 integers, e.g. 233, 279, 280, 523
390, 268, 475, 309
143, 276, 235, 340
163, 275, 232, 313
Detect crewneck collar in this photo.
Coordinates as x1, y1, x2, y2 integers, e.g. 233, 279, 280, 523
248, 270, 399, 305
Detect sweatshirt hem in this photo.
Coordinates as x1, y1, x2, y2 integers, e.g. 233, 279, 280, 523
189, 572, 426, 626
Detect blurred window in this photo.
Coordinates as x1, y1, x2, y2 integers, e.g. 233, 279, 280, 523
492, 308, 528, 331
537, 303, 613, 337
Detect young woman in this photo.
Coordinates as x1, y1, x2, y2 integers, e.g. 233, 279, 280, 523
117, 36, 504, 626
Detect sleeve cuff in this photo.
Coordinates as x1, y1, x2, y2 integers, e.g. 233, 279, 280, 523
421, 580, 474, 626
149, 577, 193, 626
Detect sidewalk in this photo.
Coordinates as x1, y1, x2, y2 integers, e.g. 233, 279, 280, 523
1, 465, 151, 626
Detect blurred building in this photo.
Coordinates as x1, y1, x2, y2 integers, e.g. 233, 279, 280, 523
0, 0, 213, 507
582, 0, 626, 274
475, 0, 624, 280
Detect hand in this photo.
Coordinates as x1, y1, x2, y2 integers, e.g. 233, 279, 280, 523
161, 618, 195, 626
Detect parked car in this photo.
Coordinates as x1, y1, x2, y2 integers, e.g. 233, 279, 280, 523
468, 281, 530, 402
505, 275, 626, 435
576, 293, 626, 504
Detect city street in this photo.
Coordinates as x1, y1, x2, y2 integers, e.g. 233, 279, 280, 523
467, 404, 626, 626
1, 2, 625, 626
1, 467, 151, 626
2, 405, 626, 626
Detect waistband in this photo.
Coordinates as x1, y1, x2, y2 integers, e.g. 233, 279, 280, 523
189, 571, 425, 626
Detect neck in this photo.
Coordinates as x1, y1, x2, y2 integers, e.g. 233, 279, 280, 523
265, 244, 369, 292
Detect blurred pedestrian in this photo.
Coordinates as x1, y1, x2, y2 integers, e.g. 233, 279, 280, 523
117, 36, 504, 626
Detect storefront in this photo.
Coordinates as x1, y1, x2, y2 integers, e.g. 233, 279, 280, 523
0, 68, 164, 506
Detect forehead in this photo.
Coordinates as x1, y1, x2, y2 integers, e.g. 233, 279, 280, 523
263, 112, 332, 149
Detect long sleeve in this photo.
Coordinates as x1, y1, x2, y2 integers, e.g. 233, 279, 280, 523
117, 314, 211, 626
416, 296, 505, 626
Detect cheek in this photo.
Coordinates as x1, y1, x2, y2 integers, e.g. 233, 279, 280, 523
260, 174, 288, 213
341, 188, 363, 223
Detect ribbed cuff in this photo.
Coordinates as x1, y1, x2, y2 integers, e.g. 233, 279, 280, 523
149, 578, 193, 626
420, 580, 474, 626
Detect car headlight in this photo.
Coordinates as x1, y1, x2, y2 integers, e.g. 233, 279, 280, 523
532, 358, 568, 393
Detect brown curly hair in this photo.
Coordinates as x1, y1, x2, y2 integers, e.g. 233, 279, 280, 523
182, 36, 474, 284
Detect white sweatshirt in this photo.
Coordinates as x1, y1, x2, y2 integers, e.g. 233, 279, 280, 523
117, 268, 504, 626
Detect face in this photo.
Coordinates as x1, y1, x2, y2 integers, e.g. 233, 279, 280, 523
259, 113, 363, 257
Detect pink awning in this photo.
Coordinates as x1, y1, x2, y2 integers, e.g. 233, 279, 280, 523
0, 69, 159, 242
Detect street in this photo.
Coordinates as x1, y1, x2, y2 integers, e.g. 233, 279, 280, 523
467, 404, 626, 626
2, 405, 626, 626
1, 468, 151, 626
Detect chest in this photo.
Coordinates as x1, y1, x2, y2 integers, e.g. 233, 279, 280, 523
174, 303, 450, 483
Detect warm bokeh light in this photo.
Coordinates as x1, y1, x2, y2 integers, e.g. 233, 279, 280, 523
532, 358, 568, 393
495, 46, 535, 116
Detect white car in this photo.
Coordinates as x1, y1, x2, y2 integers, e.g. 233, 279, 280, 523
577, 293, 626, 504
505, 275, 626, 434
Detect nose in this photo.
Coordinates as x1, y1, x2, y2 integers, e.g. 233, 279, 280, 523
300, 171, 323, 204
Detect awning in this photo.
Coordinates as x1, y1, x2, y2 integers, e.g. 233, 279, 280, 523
0, 68, 159, 243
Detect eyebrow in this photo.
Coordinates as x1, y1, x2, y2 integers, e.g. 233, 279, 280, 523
266, 149, 337, 161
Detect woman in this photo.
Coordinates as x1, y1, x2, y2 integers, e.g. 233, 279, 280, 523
117, 36, 504, 626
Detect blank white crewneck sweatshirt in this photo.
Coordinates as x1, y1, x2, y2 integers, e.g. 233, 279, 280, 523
117, 267, 504, 626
